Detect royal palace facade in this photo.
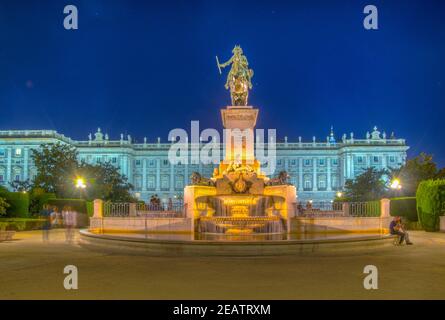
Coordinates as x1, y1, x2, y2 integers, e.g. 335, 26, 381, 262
0, 127, 408, 203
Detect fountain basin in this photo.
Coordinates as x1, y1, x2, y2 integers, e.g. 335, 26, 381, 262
79, 229, 396, 256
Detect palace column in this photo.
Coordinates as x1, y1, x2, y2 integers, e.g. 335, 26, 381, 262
142, 159, 147, 191
327, 157, 332, 191
23, 147, 29, 181
382, 154, 387, 169
312, 157, 317, 191
284, 157, 288, 172
350, 155, 355, 178
170, 162, 174, 194
298, 158, 303, 191
6, 147, 12, 183
156, 159, 161, 192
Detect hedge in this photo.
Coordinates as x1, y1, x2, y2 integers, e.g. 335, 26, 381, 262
0, 189, 30, 218
86, 201, 94, 217
46, 199, 87, 214
0, 218, 46, 231
416, 179, 445, 232
29, 189, 56, 214
390, 197, 417, 222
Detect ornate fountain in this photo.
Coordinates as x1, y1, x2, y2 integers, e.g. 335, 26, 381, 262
184, 46, 297, 236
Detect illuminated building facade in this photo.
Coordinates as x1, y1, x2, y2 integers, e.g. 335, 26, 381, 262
0, 127, 408, 203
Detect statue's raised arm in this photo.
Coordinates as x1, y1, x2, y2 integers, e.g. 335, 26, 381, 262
216, 45, 254, 106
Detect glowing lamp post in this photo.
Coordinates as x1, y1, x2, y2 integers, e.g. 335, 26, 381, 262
390, 179, 402, 190
75, 177, 86, 199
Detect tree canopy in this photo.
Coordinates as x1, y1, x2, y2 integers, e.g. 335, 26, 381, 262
344, 167, 388, 201
31, 143, 134, 201
390, 153, 443, 196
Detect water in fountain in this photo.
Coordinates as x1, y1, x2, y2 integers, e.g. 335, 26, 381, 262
198, 195, 285, 235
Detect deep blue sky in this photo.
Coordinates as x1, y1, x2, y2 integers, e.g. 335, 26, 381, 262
0, 0, 444, 166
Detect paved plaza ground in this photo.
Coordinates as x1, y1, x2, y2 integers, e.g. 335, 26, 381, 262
0, 229, 444, 299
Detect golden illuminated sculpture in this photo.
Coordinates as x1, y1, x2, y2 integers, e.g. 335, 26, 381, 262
216, 45, 254, 106
183, 47, 297, 235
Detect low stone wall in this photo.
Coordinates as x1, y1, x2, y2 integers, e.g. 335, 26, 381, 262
440, 216, 445, 232
90, 216, 392, 234
89, 217, 192, 233
290, 216, 392, 233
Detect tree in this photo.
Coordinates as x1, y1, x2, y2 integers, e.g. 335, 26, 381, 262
78, 162, 135, 202
0, 197, 9, 216
9, 179, 32, 192
344, 167, 388, 201
390, 153, 439, 196
31, 143, 79, 197
31, 143, 135, 201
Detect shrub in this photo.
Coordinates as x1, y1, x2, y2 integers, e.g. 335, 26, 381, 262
390, 197, 417, 221
0, 197, 10, 216
46, 198, 87, 214
0, 189, 30, 217
416, 179, 445, 231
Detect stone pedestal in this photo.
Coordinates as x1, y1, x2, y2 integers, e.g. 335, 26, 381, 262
221, 106, 259, 164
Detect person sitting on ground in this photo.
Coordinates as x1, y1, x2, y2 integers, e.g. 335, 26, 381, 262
389, 216, 413, 245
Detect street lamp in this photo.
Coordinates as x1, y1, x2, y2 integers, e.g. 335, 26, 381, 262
390, 178, 402, 190
75, 177, 86, 199
336, 191, 343, 198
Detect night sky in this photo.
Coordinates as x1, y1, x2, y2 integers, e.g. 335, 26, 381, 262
0, 0, 444, 166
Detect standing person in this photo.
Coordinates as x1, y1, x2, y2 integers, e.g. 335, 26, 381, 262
63, 206, 75, 243
41, 205, 52, 242
50, 206, 59, 228
389, 216, 413, 245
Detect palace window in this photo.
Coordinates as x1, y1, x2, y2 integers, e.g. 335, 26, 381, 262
304, 159, 311, 166
149, 160, 155, 167
14, 174, 20, 181
357, 156, 364, 164
332, 176, 338, 189
15, 148, 22, 156
161, 175, 169, 190
304, 180, 312, 190
277, 159, 282, 166
135, 160, 141, 167
112, 157, 117, 164
291, 159, 296, 166
147, 175, 156, 190
134, 175, 142, 189
389, 156, 396, 163
319, 159, 325, 166
0, 149, 5, 157
373, 156, 379, 163
332, 159, 338, 166
175, 175, 184, 190
163, 159, 169, 166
